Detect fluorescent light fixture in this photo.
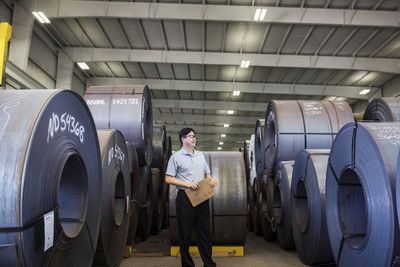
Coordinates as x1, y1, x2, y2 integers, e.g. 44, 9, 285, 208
219, 142, 224, 145
32, 11, 50, 24
240, 60, 250, 68
221, 134, 226, 138
254, 8, 267, 21
217, 147, 222, 150
359, 89, 370, 95
227, 110, 234, 114
260, 9, 267, 20
232, 90, 241, 96
77, 62, 90, 70
224, 124, 230, 128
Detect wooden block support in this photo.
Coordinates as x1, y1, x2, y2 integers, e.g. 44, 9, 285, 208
170, 246, 244, 257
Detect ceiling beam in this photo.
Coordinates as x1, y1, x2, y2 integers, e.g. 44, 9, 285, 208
152, 99, 267, 112
88, 77, 373, 100
168, 133, 251, 142
162, 124, 253, 134
44, 2, 400, 28
65, 47, 400, 75
154, 113, 260, 125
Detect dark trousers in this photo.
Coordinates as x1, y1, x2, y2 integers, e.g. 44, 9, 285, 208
176, 190, 216, 267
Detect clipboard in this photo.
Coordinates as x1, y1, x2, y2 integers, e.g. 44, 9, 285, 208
185, 179, 216, 207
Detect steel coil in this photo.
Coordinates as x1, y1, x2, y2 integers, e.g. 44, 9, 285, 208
161, 184, 170, 230
169, 152, 247, 245
274, 161, 295, 249
84, 85, 153, 166
251, 178, 262, 235
94, 130, 131, 267
363, 97, 400, 122
255, 119, 266, 177
242, 142, 253, 232
264, 100, 353, 174
125, 142, 140, 245
136, 166, 153, 241
0, 90, 101, 266
291, 149, 334, 265
151, 125, 167, 173
206, 152, 247, 245
166, 135, 172, 160
258, 174, 275, 241
327, 122, 400, 266
151, 168, 164, 234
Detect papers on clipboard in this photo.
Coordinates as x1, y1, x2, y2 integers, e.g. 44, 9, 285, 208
185, 179, 216, 207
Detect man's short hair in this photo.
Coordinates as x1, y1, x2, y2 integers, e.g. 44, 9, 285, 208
179, 128, 195, 144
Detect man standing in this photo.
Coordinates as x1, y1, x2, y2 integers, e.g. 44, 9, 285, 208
165, 128, 217, 267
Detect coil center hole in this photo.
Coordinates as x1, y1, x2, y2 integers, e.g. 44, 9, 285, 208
114, 171, 126, 226
338, 168, 367, 249
294, 180, 309, 233
58, 153, 88, 238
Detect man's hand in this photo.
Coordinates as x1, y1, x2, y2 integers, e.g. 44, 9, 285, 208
209, 177, 217, 187
186, 181, 200, 190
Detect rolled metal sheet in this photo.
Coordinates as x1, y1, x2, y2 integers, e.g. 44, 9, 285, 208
169, 152, 247, 245
151, 125, 167, 172
84, 85, 153, 167
264, 100, 354, 174
291, 149, 334, 265
136, 165, 153, 241
94, 130, 131, 267
258, 174, 275, 241
161, 184, 170, 230
327, 122, 400, 266
206, 152, 247, 245
251, 178, 262, 235
151, 168, 164, 234
242, 142, 253, 232
0, 90, 101, 266
274, 161, 295, 249
125, 142, 140, 245
363, 97, 400, 122
255, 119, 266, 177
166, 136, 172, 160
249, 134, 257, 187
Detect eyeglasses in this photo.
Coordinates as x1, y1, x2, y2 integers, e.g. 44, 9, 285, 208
185, 134, 196, 139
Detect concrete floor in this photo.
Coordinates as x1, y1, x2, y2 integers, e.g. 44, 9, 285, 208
121, 230, 306, 267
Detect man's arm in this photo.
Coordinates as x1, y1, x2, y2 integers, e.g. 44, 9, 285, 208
205, 173, 217, 187
165, 175, 200, 190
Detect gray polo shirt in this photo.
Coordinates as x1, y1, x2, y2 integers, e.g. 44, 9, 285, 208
166, 147, 211, 190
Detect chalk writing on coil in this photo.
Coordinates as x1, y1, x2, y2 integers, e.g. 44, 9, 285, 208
47, 112, 85, 143
373, 125, 400, 146
303, 103, 322, 116
0, 95, 25, 131
112, 98, 139, 105
86, 99, 106, 105
108, 144, 126, 166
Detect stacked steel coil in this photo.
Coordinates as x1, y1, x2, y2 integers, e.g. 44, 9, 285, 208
0, 90, 102, 266
326, 122, 400, 266
248, 135, 261, 235
169, 152, 247, 245
264, 100, 354, 175
84, 85, 156, 242
291, 149, 334, 265
150, 125, 169, 233
363, 97, 400, 121
256, 100, 354, 247
94, 130, 131, 266
273, 161, 295, 249
84, 85, 153, 167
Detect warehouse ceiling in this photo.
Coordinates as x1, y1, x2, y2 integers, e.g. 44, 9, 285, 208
10, 0, 400, 150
